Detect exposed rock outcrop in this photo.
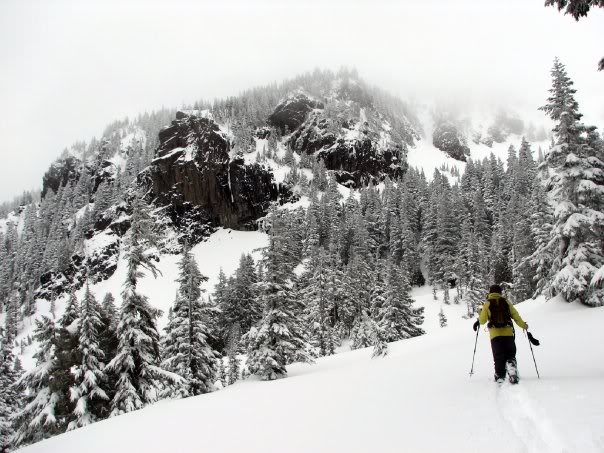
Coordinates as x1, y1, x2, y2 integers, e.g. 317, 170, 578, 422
147, 111, 280, 230
42, 156, 81, 197
268, 91, 324, 134
432, 122, 470, 162
287, 105, 407, 186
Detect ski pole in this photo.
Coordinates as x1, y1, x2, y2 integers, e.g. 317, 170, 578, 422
469, 323, 479, 377
526, 330, 540, 379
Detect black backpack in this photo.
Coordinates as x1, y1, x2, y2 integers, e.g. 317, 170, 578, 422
487, 297, 512, 328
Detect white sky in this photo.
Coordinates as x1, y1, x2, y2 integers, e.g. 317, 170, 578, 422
0, 0, 602, 202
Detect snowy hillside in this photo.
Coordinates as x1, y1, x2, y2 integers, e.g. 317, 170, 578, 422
7, 228, 269, 370
2, 62, 603, 453
407, 105, 551, 182
18, 291, 604, 453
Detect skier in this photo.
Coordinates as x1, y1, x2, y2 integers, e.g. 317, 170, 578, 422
472, 284, 528, 384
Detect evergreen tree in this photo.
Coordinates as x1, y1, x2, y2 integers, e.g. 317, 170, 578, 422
3, 297, 19, 347
216, 357, 227, 388
51, 292, 82, 432
304, 250, 338, 357
218, 254, 260, 342
100, 293, 118, 331
107, 195, 178, 415
68, 283, 108, 430
12, 317, 61, 447
161, 245, 219, 397
244, 215, 313, 380
350, 310, 377, 350
0, 337, 21, 453
374, 262, 424, 342
438, 307, 448, 328
226, 324, 241, 386
539, 58, 604, 306
465, 231, 487, 317
527, 183, 555, 297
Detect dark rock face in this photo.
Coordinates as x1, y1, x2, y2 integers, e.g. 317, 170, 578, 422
162, 201, 216, 245
91, 202, 132, 237
92, 159, 118, 191
289, 110, 406, 186
268, 92, 324, 134
290, 112, 337, 154
42, 156, 81, 197
147, 111, 280, 230
432, 122, 469, 162
86, 235, 120, 284
318, 136, 405, 186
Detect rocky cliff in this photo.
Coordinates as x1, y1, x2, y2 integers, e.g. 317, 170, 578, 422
146, 111, 281, 230
269, 87, 413, 186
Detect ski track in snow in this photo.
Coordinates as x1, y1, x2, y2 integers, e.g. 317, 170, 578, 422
497, 383, 568, 453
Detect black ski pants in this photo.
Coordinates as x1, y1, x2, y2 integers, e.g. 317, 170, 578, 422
490, 335, 517, 379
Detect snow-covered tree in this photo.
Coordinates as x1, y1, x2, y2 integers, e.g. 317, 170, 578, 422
438, 307, 448, 328
0, 337, 21, 452
218, 254, 260, 342
12, 317, 60, 447
226, 324, 241, 386
374, 262, 424, 342
304, 250, 338, 357
68, 283, 108, 430
100, 292, 118, 331
107, 194, 179, 415
539, 58, 604, 306
161, 245, 219, 397
244, 215, 313, 380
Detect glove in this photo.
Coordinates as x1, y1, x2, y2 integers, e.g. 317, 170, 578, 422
527, 331, 540, 346
473, 320, 480, 332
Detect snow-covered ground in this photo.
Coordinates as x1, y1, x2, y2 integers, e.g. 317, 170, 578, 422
17, 289, 604, 453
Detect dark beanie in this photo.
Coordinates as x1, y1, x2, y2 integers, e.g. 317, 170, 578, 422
489, 284, 502, 294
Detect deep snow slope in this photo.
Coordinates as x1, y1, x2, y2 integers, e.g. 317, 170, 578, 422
18, 292, 604, 453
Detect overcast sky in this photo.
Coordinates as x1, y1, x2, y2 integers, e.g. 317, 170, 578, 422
1, 0, 602, 202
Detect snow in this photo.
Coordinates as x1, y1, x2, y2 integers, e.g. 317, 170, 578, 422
74, 203, 93, 222
151, 147, 185, 163
182, 145, 197, 163
407, 106, 550, 182
277, 195, 310, 211
1, 228, 269, 369
227, 164, 234, 203
108, 153, 127, 172
18, 292, 604, 453
0, 211, 19, 235
255, 138, 268, 154
179, 109, 211, 119
591, 265, 604, 286
120, 127, 146, 153
86, 228, 268, 331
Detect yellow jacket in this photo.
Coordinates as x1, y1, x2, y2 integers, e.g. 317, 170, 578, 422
479, 293, 527, 339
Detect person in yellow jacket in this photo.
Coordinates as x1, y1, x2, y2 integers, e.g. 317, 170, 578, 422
472, 284, 528, 384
